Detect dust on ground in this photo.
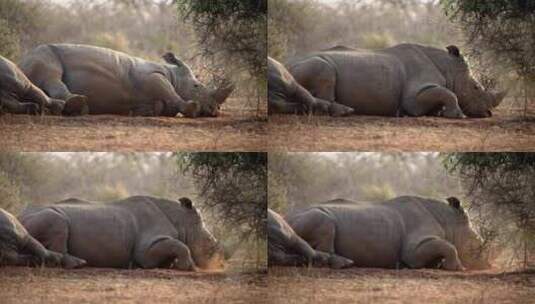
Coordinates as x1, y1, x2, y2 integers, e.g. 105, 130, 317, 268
268, 266, 535, 304
0, 98, 267, 151
268, 104, 535, 151
0, 267, 267, 304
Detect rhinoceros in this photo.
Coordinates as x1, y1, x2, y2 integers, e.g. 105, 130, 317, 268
286, 44, 507, 118
19, 196, 225, 271
285, 196, 491, 271
0, 55, 82, 115
0, 208, 86, 268
19, 44, 234, 117
268, 208, 353, 268
268, 57, 354, 116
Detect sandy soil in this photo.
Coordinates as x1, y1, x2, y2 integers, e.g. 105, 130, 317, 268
0, 99, 267, 151
268, 267, 535, 304
268, 105, 535, 151
0, 267, 267, 304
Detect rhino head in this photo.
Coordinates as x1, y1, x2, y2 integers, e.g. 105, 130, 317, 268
178, 197, 226, 270
163, 53, 235, 117
446, 197, 492, 270
444, 46, 507, 118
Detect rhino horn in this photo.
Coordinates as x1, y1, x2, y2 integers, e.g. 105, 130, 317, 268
492, 89, 508, 108
212, 80, 235, 105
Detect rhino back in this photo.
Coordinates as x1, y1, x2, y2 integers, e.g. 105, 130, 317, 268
0, 56, 31, 96
291, 50, 405, 115
0, 208, 29, 252
47, 196, 177, 267
317, 204, 405, 267
268, 57, 298, 99
48, 44, 167, 114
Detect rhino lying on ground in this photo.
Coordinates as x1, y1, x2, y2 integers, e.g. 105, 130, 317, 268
0, 208, 86, 268
268, 57, 354, 116
268, 209, 353, 268
285, 196, 491, 270
0, 55, 82, 115
20, 44, 234, 117
19, 196, 225, 271
287, 44, 507, 118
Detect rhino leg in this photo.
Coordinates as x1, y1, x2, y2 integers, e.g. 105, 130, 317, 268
141, 73, 200, 118
289, 209, 337, 254
22, 232, 86, 269
38, 81, 88, 116
402, 237, 465, 271
20, 209, 86, 269
0, 96, 40, 115
268, 97, 304, 115
21, 208, 70, 254
290, 56, 336, 103
404, 85, 465, 118
0, 250, 39, 266
268, 248, 307, 267
136, 236, 196, 271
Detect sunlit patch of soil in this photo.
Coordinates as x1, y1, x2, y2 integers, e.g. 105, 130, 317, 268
268, 267, 535, 304
268, 103, 535, 151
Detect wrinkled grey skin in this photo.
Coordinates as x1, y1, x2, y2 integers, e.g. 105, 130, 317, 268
268, 57, 354, 117
285, 196, 492, 271
268, 209, 353, 268
20, 44, 234, 118
19, 196, 225, 271
0, 208, 86, 268
0, 55, 67, 115
288, 44, 507, 118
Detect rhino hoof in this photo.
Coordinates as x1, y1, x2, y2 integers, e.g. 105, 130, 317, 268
329, 103, 354, 117
63, 95, 89, 116
329, 255, 354, 269
63, 255, 87, 269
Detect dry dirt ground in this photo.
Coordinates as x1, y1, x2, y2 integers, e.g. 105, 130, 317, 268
0, 99, 267, 151
0, 267, 267, 304
268, 105, 535, 151
268, 267, 535, 304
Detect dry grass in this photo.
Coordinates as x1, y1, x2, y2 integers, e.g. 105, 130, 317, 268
268, 104, 535, 151
268, 267, 535, 304
0, 267, 267, 304
0, 98, 267, 152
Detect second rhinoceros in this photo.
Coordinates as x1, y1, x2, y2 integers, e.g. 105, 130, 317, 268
19, 196, 225, 271
268, 208, 353, 268
20, 44, 234, 118
0, 55, 78, 115
268, 57, 354, 116
287, 44, 507, 118
0, 208, 85, 268
285, 196, 492, 271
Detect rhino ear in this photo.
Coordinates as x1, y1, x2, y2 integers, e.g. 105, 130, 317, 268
446, 45, 461, 58
179, 197, 193, 209
447, 197, 461, 209
162, 52, 182, 66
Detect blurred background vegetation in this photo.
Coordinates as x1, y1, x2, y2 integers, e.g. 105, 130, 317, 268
0, 0, 266, 115
0, 152, 267, 272
269, 0, 534, 117
269, 152, 535, 270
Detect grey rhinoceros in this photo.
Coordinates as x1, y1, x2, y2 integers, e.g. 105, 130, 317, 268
19, 44, 234, 117
286, 44, 507, 118
0, 55, 81, 115
268, 57, 354, 116
268, 208, 353, 268
18, 196, 225, 271
285, 196, 492, 271
0, 208, 86, 268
